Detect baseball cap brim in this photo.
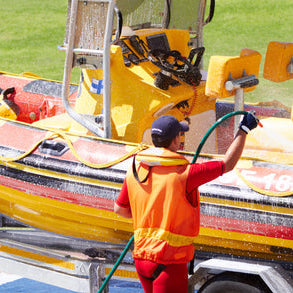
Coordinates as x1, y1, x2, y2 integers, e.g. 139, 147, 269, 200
179, 121, 189, 132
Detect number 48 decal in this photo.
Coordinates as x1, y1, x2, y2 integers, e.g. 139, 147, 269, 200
263, 174, 293, 192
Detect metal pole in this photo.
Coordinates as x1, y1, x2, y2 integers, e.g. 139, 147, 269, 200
234, 88, 245, 133
102, 0, 115, 139
62, 0, 78, 106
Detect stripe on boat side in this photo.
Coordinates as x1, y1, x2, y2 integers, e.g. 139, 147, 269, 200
0, 165, 122, 208
0, 183, 133, 242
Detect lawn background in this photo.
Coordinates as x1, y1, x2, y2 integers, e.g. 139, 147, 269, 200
0, 0, 292, 107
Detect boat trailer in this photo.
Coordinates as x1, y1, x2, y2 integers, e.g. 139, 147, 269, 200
0, 228, 139, 293
0, 228, 292, 292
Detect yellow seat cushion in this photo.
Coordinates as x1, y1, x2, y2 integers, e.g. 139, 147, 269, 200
205, 49, 261, 99
33, 113, 72, 131
263, 41, 293, 82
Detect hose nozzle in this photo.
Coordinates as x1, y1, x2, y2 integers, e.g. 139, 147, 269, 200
249, 110, 263, 127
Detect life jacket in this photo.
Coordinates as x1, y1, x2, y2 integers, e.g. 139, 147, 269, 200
126, 147, 200, 264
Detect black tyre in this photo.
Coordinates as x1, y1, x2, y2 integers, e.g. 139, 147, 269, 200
198, 272, 271, 293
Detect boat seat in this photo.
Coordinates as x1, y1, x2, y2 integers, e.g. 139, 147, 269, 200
205, 48, 261, 99
32, 113, 72, 131
263, 41, 293, 120
263, 41, 293, 83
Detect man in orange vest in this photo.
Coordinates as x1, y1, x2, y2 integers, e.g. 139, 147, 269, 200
114, 113, 258, 293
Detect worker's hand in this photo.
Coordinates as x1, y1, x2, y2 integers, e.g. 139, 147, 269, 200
239, 112, 259, 134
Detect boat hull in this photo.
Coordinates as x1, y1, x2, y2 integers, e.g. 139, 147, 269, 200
0, 118, 292, 268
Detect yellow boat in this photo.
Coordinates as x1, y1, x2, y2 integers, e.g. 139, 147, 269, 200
0, 0, 292, 270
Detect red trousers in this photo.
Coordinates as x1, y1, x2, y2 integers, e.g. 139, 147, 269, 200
135, 259, 188, 293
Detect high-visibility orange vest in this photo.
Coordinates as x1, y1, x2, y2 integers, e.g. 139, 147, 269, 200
126, 148, 200, 264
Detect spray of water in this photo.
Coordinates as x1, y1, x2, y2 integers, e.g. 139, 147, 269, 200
251, 118, 293, 152
244, 117, 293, 165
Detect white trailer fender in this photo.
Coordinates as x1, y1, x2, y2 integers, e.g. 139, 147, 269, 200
188, 258, 293, 293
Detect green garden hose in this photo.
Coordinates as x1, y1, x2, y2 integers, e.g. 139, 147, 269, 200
192, 110, 248, 163
98, 234, 134, 293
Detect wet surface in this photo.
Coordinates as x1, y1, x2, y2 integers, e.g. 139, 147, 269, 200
0, 273, 143, 292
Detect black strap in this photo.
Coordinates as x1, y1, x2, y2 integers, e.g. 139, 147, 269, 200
132, 155, 152, 183
152, 264, 166, 279
138, 264, 166, 281
188, 258, 195, 275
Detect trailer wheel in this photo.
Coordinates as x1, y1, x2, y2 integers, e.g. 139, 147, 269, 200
198, 272, 271, 293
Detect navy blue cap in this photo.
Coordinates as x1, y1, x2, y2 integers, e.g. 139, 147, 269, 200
151, 115, 189, 141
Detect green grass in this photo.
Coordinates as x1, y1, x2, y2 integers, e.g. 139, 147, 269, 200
0, 0, 68, 80
0, 0, 292, 107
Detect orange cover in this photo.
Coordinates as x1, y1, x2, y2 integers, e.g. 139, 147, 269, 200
263, 41, 293, 82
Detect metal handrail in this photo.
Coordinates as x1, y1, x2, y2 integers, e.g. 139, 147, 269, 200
57, 44, 104, 56
61, 0, 117, 138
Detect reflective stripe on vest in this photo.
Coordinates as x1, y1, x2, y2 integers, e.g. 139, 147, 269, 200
134, 227, 198, 247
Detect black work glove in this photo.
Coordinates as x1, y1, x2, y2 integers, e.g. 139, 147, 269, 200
239, 112, 259, 134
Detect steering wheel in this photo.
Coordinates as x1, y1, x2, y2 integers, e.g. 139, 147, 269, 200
147, 47, 204, 86
147, 49, 192, 76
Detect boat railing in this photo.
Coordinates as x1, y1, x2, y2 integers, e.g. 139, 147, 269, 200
60, 0, 121, 139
